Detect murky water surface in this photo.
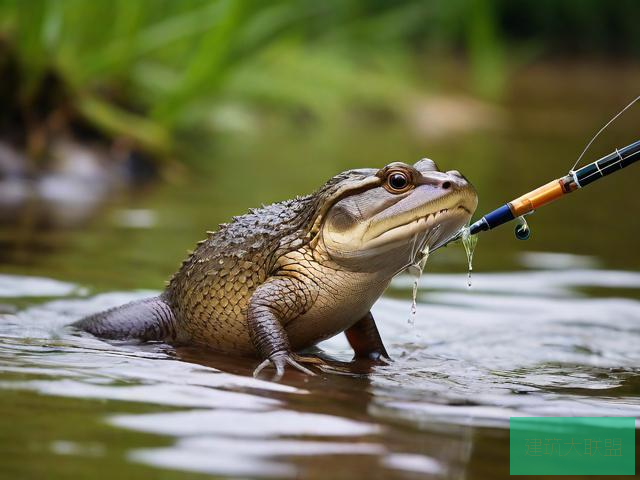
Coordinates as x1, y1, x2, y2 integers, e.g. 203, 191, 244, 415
1, 67, 640, 479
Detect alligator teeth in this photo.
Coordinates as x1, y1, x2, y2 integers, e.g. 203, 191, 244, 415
425, 208, 449, 221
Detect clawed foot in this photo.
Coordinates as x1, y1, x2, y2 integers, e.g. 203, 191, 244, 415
253, 352, 325, 380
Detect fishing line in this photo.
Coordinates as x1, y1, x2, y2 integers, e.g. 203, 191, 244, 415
571, 94, 640, 171
435, 93, 640, 249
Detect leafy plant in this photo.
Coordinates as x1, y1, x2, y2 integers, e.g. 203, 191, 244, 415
1, 0, 638, 158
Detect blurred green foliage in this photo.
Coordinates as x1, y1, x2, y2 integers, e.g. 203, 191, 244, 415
1, 0, 638, 156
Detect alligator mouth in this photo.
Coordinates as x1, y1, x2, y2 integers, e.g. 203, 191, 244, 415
386, 205, 470, 236
361, 210, 472, 266
403, 205, 472, 265
367, 202, 473, 245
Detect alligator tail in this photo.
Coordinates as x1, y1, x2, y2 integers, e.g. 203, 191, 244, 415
73, 296, 176, 341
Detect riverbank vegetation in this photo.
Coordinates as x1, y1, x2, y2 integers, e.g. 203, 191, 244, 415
1, 0, 639, 163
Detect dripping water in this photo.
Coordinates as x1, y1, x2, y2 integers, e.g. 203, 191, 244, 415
408, 244, 429, 327
408, 280, 418, 327
461, 227, 478, 288
405, 224, 440, 327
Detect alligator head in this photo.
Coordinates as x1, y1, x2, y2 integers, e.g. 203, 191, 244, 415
317, 158, 478, 274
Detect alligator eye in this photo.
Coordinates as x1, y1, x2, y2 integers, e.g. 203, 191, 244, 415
387, 172, 410, 192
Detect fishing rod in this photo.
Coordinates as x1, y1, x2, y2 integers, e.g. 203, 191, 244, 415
439, 138, 640, 248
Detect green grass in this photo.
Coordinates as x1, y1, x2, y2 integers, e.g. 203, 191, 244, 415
0, 0, 419, 156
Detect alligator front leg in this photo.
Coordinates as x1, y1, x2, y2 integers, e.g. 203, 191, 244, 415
247, 276, 320, 379
345, 311, 390, 361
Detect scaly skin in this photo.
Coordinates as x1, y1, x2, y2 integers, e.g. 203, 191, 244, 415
75, 159, 478, 377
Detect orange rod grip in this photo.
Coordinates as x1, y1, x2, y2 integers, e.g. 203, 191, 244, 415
508, 179, 566, 216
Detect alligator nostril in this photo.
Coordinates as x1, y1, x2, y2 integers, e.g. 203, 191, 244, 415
442, 181, 451, 190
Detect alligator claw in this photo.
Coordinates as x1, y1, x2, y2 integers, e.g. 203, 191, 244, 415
253, 352, 319, 380
364, 351, 392, 364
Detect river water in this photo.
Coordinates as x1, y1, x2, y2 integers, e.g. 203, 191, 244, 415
1, 65, 640, 479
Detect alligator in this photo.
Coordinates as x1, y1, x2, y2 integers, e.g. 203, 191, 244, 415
74, 159, 477, 377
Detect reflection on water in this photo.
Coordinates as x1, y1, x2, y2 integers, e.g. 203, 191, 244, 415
1, 257, 639, 478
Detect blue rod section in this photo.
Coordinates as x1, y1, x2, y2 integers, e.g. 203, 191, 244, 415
468, 204, 514, 235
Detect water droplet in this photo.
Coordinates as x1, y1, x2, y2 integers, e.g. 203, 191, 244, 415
408, 279, 418, 327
